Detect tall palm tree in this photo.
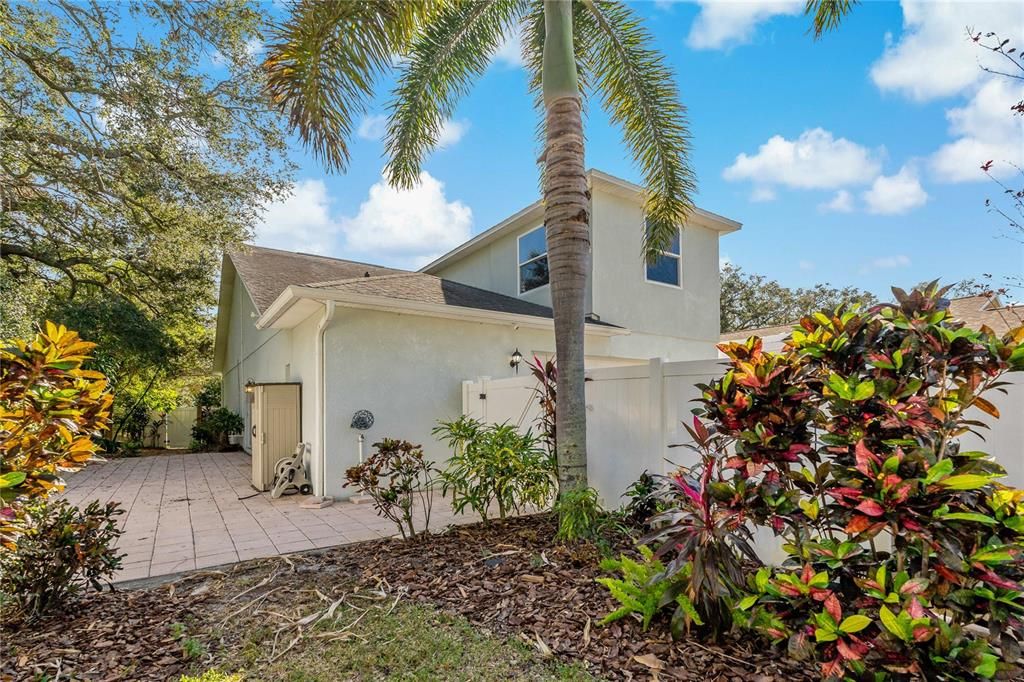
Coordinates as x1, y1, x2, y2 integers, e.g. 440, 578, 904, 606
264, 0, 853, 498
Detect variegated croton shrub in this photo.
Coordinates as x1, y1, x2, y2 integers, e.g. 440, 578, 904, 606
637, 284, 1024, 679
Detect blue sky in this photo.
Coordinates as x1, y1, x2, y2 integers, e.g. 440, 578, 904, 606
251, 1, 1024, 299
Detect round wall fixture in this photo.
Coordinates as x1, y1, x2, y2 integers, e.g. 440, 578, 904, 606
350, 410, 374, 430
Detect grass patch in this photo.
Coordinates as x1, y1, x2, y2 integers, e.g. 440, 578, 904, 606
207, 585, 592, 682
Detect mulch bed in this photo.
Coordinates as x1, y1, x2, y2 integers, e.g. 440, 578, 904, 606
1, 513, 816, 681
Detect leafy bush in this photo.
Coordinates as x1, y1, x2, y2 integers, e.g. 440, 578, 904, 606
0, 498, 123, 618
0, 322, 113, 549
596, 545, 702, 632
434, 417, 555, 520
620, 471, 662, 529
696, 283, 1024, 679
345, 439, 436, 540
554, 487, 606, 543
639, 419, 760, 635
191, 407, 243, 449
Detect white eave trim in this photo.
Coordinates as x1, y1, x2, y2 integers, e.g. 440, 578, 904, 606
256, 285, 630, 337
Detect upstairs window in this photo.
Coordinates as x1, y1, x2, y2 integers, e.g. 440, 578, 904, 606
518, 225, 549, 293
645, 223, 681, 287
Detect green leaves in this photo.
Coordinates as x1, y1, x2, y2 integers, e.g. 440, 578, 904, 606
577, 0, 695, 262
940, 474, 1002, 490
825, 373, 874, 401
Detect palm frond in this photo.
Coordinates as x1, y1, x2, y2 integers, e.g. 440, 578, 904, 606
579, 0, 696, 262
805, 0, 857, 40
385, 0, 528, 189
263, 1, 436, 172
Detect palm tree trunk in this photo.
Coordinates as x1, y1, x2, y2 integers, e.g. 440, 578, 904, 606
543, 0, 588, 496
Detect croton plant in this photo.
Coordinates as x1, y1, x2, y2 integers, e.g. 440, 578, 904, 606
648, 283, 1024, 679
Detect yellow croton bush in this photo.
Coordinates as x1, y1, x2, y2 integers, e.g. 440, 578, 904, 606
0, 322, 113, 550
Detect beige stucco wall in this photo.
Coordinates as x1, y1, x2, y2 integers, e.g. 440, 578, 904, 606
590, 190, 721, 360
220, 281, 318, 466
433, 185, 723, 362
319, 307, 612, 498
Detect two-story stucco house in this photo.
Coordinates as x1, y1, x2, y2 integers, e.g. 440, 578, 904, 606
214, 169, 740, 500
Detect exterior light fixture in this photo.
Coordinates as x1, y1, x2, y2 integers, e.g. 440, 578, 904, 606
510, 348, 523, 373
244, 378, 256, 393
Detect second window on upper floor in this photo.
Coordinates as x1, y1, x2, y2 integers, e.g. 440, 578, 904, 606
645, 224, 681, 287
518, 225, 549, 294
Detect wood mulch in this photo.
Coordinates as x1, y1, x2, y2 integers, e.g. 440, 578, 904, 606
1, 513, 816, 681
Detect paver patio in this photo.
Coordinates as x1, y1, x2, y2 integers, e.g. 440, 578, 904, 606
61, 451, 478, 583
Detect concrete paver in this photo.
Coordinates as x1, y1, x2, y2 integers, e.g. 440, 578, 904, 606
60, 451, 479, 582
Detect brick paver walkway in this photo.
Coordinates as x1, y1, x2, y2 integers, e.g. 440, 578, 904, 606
61, 451, 475, 582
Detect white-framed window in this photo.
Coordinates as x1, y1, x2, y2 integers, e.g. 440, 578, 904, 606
517, 225, 549, 294
644, 222, 681, 287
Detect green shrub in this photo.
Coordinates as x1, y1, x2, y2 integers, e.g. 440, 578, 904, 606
688, 283, 1024, 679
344, 439, 436, 540
0, 323, 113, 549
620, 471, 662, 529
0, 498, 124, 618
434, 417, 555, 520
191, 407, 243, 449
596, 545, 702, 632
554, 487, 605, 543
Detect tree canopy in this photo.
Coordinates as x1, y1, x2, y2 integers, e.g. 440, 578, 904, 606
720, 263, 878, 333
0, 0, 292, 326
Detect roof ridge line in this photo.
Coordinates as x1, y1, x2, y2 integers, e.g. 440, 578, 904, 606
306, 272, 428, 288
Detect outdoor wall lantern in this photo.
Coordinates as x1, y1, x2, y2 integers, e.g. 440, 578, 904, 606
509, 348, 523, 373
244, 378, 256, 393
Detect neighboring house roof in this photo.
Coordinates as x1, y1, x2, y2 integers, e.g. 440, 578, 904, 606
946, 294, 1023, 336
228, 245, 404, 314
420, 168, 742, 275
719, 323, 794, 344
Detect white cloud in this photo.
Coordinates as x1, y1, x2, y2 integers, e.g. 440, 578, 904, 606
340, 171, 473, 269
862, 166, 929, 215
870, 1, 1024, 101
493, 29, 524, 67
724, 128, 882, 190
799, 260, 816, 271
864, 255, 912, 272
931, 78, 1024, 182
357, 114, 388, 140
436, 119, 470, 148
253, 179, 342, 255
687, 0, 803, 50
819, 189, 854, 213
750, 186, 777, 202
356, 114, 469, 150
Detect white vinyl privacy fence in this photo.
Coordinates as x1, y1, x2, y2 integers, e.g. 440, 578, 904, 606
463, 357, 1024, 507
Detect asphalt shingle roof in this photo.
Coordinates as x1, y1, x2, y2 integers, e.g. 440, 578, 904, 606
228, 245, 404, 313
229, 245, 618, 326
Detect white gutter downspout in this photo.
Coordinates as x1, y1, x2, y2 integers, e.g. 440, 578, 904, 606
315, 300, 337, 499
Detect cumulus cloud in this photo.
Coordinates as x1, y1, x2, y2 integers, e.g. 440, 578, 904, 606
687, 0, 803, 50
819, 189, 854, 213
870, 1, 1024, 101
723, 128, 882, 190
357, 114, 388, 140
356, 114, 469, 149
862, 166, 929, 215
253, 179, 342, 255
493, 29, 524, 67
340, 171, 472, 269
436, 119, 470, 148
931, 79, 1024, 182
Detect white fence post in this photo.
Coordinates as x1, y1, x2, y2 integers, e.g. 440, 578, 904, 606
647, 357, 666, 475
